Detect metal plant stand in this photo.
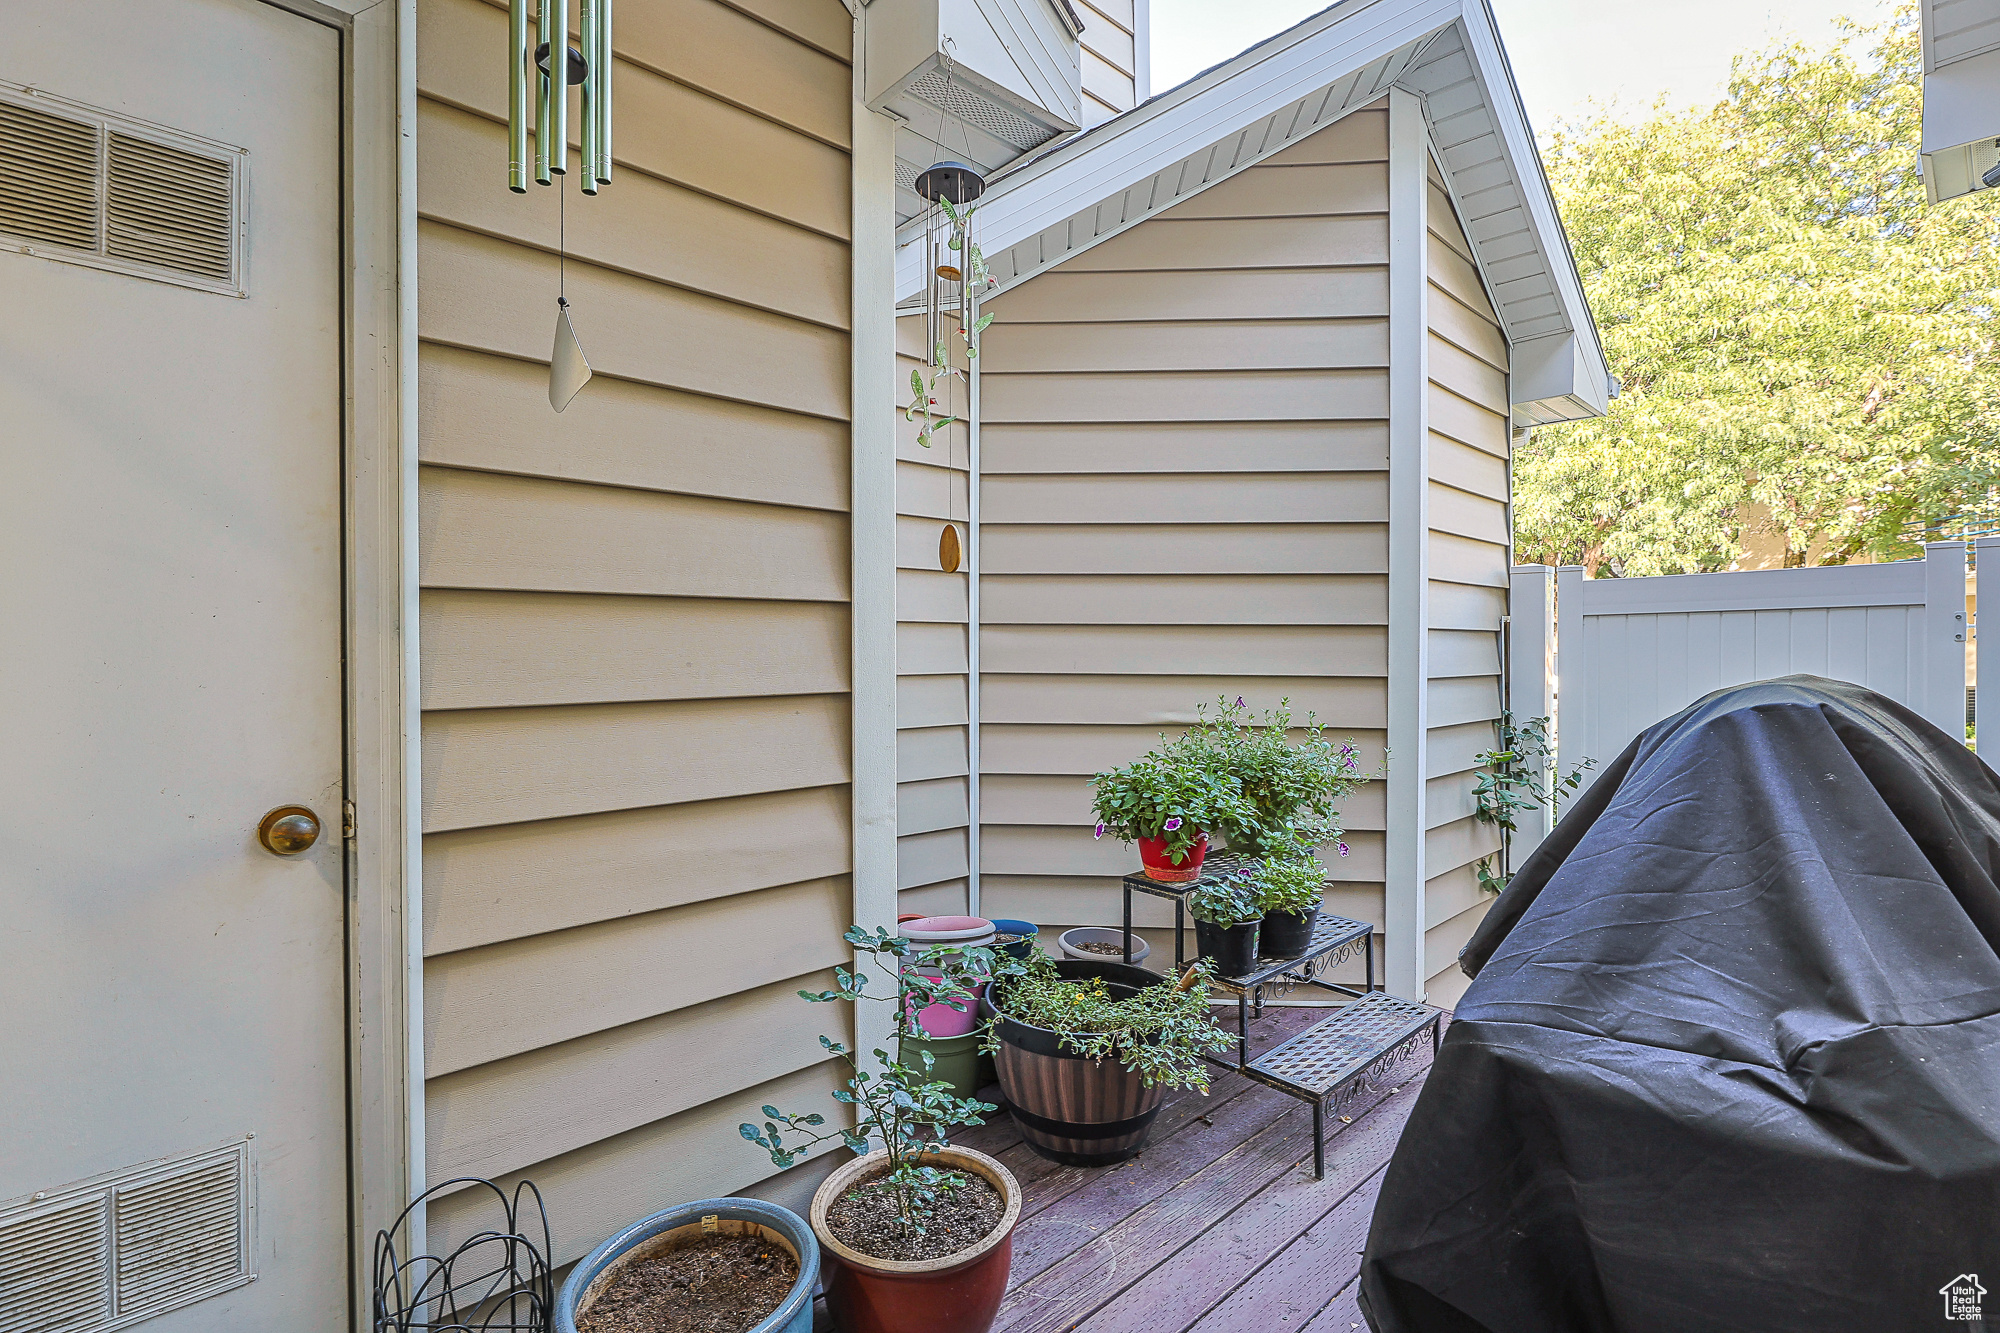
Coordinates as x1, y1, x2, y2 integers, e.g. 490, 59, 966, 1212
1118, 852, 1443, 1179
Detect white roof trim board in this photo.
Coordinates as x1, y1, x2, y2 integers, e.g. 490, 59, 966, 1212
897, 0, 1613, 422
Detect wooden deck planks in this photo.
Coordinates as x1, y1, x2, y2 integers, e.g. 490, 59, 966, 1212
979, 1006, 1435, 1333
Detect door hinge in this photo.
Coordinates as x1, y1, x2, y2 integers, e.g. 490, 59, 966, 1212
342, 799, 357, 841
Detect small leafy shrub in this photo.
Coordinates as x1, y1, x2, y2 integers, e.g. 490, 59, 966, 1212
1187, 875, 1261, 926
740, 927, 1017, 1238
1249, 853, 1326, 915
1090, 748, 1251, 867
986, 950, 1234, 1090
1171, 697, 1374, 855
1472, 713, 1597, 895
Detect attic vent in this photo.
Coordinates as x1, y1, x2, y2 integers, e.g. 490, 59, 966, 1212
0, 85, 244, 295
894, 160, 920, 192
0, 100, 99, 251
0, 1141, 254, 1333
106, 133, 233, 282
906, 69, 1059, 152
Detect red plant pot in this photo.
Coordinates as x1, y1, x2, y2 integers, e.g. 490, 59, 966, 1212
1137, 830, 1208, 883
811, 1146, 1021, 1333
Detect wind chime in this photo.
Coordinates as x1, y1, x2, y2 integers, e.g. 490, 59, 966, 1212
508, 0, 613, 411
906, 160, 992, 453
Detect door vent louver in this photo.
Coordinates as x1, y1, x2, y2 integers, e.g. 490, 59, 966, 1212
0, 1142, 254, 1333
0, 100, 99, 251
0, 83, 244, 295
106, 133, 233, 283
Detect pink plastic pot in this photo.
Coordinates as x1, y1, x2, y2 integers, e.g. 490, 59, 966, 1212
901, 916, 996, 1038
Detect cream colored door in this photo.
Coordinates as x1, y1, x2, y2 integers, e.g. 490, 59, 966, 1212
0, 1, 347, 1329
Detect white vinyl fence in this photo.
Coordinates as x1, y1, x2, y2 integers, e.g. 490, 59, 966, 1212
1509, 543, 1971, 857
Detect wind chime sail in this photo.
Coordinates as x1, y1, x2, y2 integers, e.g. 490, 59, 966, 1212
508, 0, 613, 409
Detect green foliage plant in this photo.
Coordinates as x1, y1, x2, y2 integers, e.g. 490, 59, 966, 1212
1171, 697, 1374, 856
1248, 853, 1326, 916
1516, 7, 2000, 574
985, 950, 1235, 1091
740, 926, 1018, 1238
1471, 713, 1597, 895
1090, 747, 1251, 867
1187, 875, 1261, 927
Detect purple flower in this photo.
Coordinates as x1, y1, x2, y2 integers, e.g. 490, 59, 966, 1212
1094, 822, 1107, 839
1163, 817, 1183, 832
1235, 696, 1247, 709
1337, 841, 1350, 857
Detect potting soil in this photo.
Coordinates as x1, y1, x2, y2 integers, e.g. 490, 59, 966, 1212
576, 1233, 798, 1333
827, 1165, 1003, 1262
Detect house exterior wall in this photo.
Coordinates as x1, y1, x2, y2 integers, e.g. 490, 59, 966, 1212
973, 105, 1395, 965
1073, 0, 1143, 125
895, 316, 973, 915
1421, 157, 1510, 1009
412, 0, 858, 1264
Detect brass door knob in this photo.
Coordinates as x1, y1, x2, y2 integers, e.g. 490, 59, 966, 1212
259, 806, 322, 856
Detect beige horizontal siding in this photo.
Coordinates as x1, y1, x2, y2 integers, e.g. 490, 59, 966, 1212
424, 786, 849, 955
418, 0, 849, 238
973, 110, 1395, 957
415, 0, 854, 1225
1424, 171, 1510, 979
420, 345, 847, 510
985, 421, 1387, 474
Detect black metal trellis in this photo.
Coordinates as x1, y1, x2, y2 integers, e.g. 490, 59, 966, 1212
372, 1178, 553, 1333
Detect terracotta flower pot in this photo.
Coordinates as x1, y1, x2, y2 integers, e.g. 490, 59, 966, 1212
1137, 830, 1208, 882
984, 959, 1170, 1166
811, 1145, 1021, 1333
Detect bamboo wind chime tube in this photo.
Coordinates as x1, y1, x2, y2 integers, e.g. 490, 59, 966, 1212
547, 0, 570, 176
579, 0, 598, 194
508, 0, 529, 192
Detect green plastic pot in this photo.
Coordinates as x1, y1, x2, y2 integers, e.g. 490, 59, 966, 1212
899, 1028, 985, 1102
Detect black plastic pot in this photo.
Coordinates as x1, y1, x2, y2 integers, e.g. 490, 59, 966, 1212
1194, 918, 1261, 979
983, 959, 1168, 1166
1259, 907, 1319, 960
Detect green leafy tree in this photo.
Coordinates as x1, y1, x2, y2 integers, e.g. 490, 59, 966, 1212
1516, 6, 2000, 574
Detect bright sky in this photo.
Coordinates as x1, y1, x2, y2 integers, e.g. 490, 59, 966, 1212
1149, 0, 1899, 133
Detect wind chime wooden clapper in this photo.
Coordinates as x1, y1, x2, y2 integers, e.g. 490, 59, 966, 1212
509, 0, 612, 411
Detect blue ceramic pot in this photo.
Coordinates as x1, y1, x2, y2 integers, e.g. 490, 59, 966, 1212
989, 919, 1040, 960
556, 1197, 818, 1333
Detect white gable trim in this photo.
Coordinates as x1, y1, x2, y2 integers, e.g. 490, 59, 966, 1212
901, 0, 1611, 421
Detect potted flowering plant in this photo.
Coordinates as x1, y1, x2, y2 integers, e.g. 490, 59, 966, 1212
981, 951, 1234, 1165
1171, 697, 1373, 857
740, 927, 1023, 1333
1249, 852, 1327, 958
1188, 875, 1263, 978
1090, 749, 1249, 883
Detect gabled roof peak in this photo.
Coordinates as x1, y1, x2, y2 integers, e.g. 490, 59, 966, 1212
896, 0, 1612, 423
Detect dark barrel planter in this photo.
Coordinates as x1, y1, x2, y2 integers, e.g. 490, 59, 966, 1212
1259, 907, 1318, 960
983, 959, 1168, 1167
1195, 918, 1261, 979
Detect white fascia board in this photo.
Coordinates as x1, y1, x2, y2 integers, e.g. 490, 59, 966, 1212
1510, 330, 1607, 424
1456, 0, 1611, 398
895, 0, 1458, 295
1922, 46, 2000, 203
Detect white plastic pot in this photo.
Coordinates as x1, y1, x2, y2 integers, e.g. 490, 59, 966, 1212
1059, 926, 1149, 965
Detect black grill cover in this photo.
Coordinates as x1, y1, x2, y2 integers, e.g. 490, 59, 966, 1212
1360, 676, 2000, 1333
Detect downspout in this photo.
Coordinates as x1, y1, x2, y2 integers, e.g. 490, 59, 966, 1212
966, 303, 982, 917
396, 0, 427, 1246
